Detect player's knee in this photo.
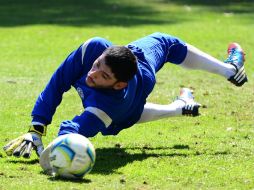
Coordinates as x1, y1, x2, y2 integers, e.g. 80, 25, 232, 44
167, 42, 188, 64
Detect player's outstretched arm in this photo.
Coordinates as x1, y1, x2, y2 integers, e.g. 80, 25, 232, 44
3, 125, 46, 158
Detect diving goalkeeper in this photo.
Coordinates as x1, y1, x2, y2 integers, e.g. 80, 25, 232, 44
3, 32, 247, 159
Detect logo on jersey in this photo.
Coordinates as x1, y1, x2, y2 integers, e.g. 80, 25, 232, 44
77, 87, 84, 99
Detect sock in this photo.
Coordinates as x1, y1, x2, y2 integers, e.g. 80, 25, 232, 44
137, 100, 185, 123
180, 44, 235, 78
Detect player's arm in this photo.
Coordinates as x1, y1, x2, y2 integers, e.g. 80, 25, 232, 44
31, 45, 86, 126
3, 41, 90, 158
3, 37, 112, 158
58, 106, 112, 137
32, 37, 111, 126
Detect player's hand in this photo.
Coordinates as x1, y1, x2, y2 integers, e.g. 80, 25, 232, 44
3, 132, 44, 158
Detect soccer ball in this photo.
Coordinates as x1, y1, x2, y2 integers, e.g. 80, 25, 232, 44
49, 133, 96, 179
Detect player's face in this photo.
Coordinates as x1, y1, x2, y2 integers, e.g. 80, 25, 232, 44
86, 54, 124, 89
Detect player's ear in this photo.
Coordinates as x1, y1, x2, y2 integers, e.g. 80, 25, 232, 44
113, 81, 127, 90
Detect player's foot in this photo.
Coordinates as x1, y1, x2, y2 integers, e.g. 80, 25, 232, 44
225, 43, 247, 86
177, 88, 201, 117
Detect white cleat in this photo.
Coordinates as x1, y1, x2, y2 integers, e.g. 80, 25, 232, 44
225, 43, 248, 86
177, 88, 201, 117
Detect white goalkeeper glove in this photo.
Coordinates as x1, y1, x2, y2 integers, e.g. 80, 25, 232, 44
3, 125, 46, 158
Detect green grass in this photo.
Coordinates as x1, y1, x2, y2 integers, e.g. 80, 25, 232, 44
0, 0, 254, 189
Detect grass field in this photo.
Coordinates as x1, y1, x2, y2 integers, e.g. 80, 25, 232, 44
0, 0, 254, 189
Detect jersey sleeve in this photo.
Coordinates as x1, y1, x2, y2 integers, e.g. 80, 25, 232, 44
58, 108, 111, 137
31, 43, 86, 125
31, 37, 113, 126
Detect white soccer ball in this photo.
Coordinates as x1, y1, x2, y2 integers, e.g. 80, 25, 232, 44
49, 133, 96, 179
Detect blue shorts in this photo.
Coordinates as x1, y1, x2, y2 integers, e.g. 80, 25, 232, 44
128, 32, 187, 74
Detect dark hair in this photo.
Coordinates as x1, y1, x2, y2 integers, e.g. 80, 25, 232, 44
103, 46, 137, 82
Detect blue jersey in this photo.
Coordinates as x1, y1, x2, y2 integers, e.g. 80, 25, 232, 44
31, 32, 187, 137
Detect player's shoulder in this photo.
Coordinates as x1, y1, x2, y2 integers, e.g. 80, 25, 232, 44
83, 37, 112, 52
81, 37, 113, 65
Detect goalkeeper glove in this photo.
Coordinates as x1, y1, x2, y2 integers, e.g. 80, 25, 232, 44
3, 125, 46, 158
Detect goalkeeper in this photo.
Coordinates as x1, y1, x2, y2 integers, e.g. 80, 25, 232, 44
3, 32, 247, 159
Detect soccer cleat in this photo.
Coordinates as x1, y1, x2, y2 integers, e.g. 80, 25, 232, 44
225, 43, 247, 86
177, 88, 201, 117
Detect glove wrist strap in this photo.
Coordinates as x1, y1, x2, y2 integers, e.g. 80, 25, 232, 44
29, 125, 47, 136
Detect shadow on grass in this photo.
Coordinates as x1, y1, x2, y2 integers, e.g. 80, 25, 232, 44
46, 173, 92, 183
3, 145, 231, 182
4, 145, 230, 176
6, 158, 39, 165
91, 147, 186, 175
0, 0, 171, 27
38, 146, 189, 183
169, 0, 254, 14
164, 0, 254, 6
91, 145, 232, 175
1, 0, 253, 27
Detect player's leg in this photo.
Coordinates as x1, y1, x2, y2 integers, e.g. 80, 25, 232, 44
181, 43, 247, 86
181, 44, 235, 77
129, 33, 200, 123
138, 32, 248, 87
130, 32, 247, 87
137, 88, 200, 123
128, 32, 188, 73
